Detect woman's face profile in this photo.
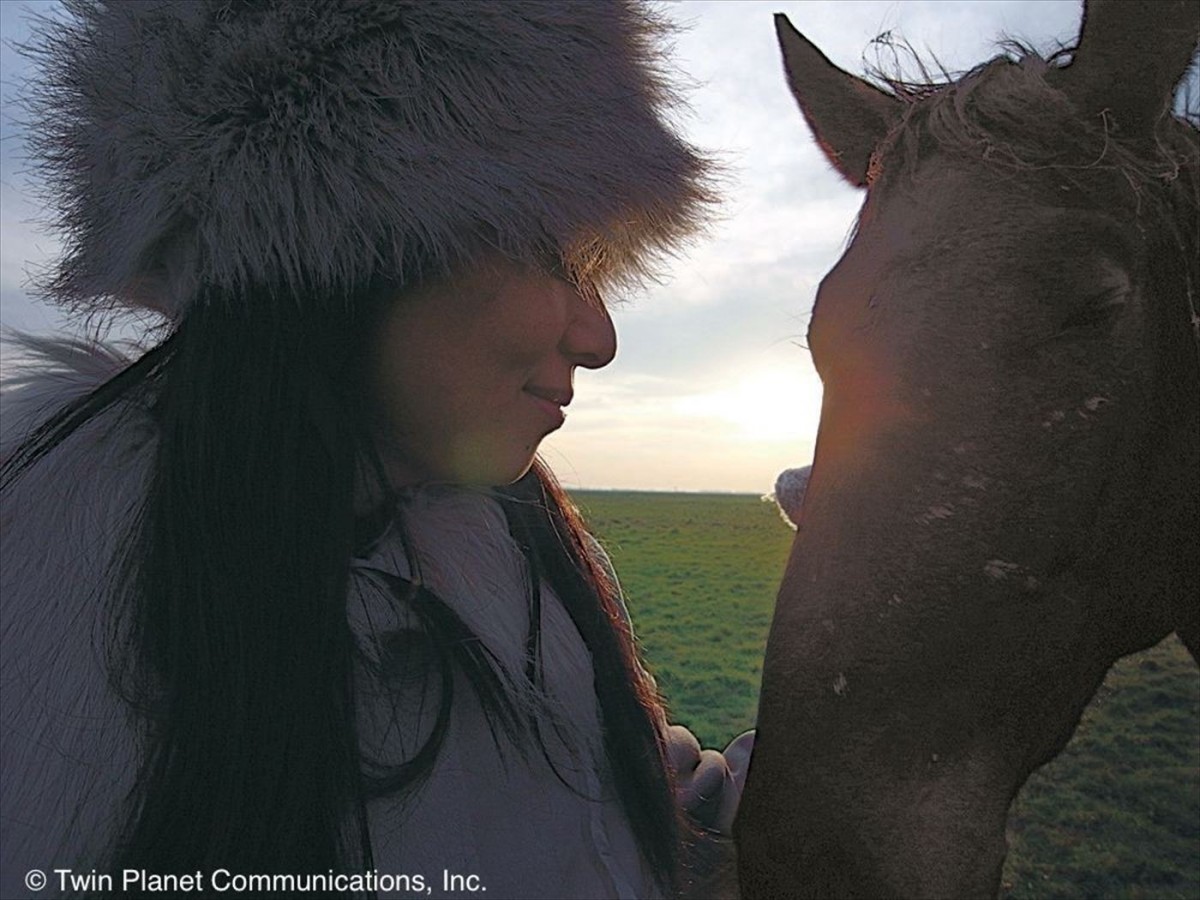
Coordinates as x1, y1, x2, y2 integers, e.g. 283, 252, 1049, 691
370, 257, 617, 487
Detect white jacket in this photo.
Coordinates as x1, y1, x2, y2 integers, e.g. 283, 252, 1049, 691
2, 338, 749, 899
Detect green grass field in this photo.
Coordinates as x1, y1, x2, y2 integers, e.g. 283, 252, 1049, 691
571, 489, 1200, 899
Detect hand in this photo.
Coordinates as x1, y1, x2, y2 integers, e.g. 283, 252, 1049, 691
667, 725, 756, 836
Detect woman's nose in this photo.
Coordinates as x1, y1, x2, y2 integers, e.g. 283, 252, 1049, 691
561, 289, 617, 369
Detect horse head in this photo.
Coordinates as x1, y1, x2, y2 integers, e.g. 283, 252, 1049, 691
737, 1, 1199, 896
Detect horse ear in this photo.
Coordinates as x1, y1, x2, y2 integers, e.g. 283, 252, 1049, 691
1051, 0, 1200, 135
774, 13, 901, 187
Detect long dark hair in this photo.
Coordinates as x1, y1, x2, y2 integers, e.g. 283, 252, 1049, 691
1, 280, 682, 897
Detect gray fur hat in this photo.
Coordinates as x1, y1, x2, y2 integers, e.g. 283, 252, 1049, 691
23, 0, 716, 318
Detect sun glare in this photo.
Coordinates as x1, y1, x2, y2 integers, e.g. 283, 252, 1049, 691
676, 364, 824, 444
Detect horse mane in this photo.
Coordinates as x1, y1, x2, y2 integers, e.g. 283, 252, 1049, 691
856, 39, 1199, 358
866, 41, 1197, 206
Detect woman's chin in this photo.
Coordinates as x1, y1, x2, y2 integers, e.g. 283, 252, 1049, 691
441, 439, 539, 488
477, 456, 538, 488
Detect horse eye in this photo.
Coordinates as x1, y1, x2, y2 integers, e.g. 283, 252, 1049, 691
1056, 261, 1131, 334
1029, 288, 1126, 351
1059, 296, 1123, 332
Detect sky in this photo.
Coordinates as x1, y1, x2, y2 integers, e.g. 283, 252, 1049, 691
1, 0, 1089, 492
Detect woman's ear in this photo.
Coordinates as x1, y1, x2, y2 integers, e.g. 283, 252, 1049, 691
774, 14, 902, 187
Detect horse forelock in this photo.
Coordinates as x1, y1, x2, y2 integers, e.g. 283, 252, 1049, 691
864, 47, 1197, 219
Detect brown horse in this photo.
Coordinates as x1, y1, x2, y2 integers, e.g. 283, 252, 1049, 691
736, 1, 1199, 897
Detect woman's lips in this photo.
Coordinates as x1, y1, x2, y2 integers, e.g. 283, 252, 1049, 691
524, 385, 571, 427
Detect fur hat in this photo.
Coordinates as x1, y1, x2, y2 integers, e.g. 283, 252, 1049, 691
22, 0, 716, 318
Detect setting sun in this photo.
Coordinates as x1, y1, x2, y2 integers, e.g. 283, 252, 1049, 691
675, 363, 824, 444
